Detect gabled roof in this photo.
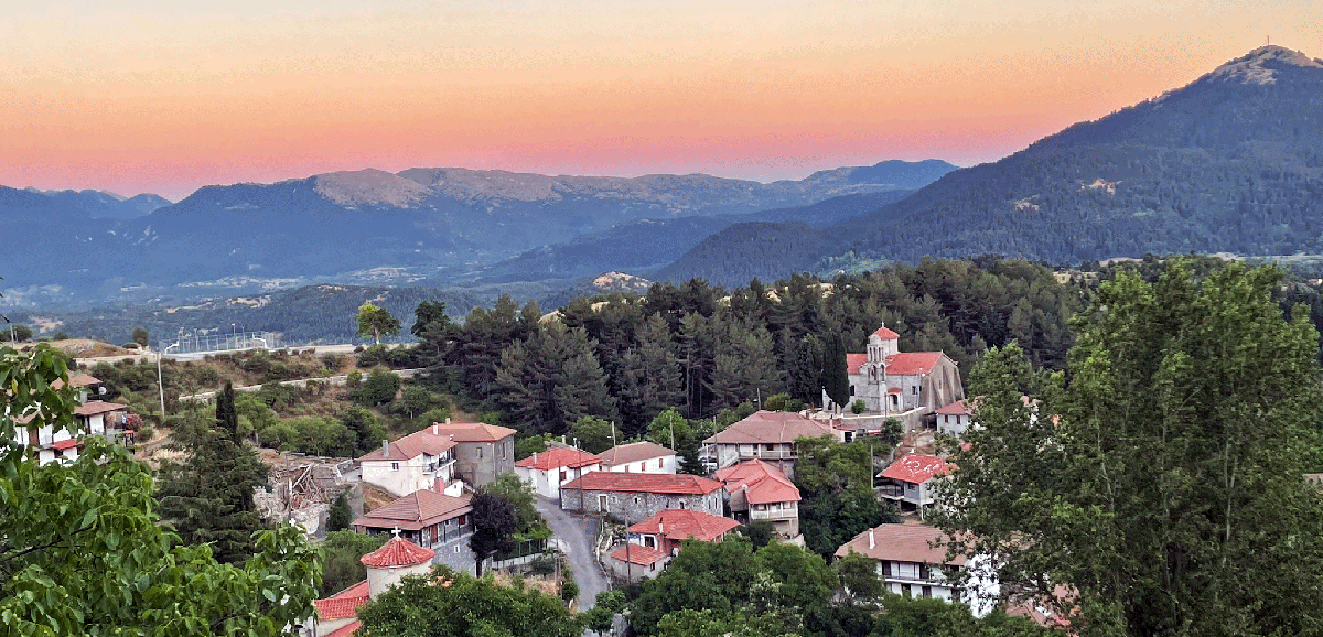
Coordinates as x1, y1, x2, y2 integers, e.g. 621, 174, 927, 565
713, 459, 801, 504
51, 439, 80, 451
430, 421, 517, 442
610, 544, 668, 565
560, 472, 723, 496
52, 374, 100, 390
599, 441, 674, 467
834, 523, 966, 565
325, 621, 362, 637
314, 580, 370, 620
361, 537, 435, 568
73, 400, 127, 416
628, 509, 740, 541
873, 326, 900, 339
880, 453, 950, 484
883, 352, 946, 376
353, 490, 473, 531
704, 410, 837, 445
846, 353, 869, 375
357, 427, 456, 463
936, 400, 972, 415
515, 448, 601, 471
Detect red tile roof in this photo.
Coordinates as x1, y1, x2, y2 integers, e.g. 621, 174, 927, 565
936, 400, 972, 415
628, 509, 740, 541
73, 401, 127, 416
51, 374, 100, 390
51, 439, 80, 451
560, 472, 723, 496
834, 523, 966, 565
314, 580, 369, 620
430, 421, 517, 442
846, 353, 869, 375
353, 490, 472, 531
881, 453, 950, 484
361, 537, 435, 568
325, 621, 363, 637
705, 410, 838, 445
357, 427, 456, 463
599, 441, 674, 467
883, 352, 945, 376
713, 459, 800, 504
610, 544, 668, 565
515, 448, 601, 471
874, 326, 900, 339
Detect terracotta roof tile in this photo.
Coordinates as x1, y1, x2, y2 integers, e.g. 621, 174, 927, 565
883, 352, 945, 376
51, 439, 80, 451
353, 490, 472, 531
628, 509, 740, 541
874, 326, 900, 339
610, 544, 668, 565
314, 580, 369, 620
846, 353, 869, 375
73, 401, 127, 416
713, 459, 800, 504
514, 448, 601, 471
880, 453, 950, 484
430, 421, 517, 442
936, 400, 971, 415
834, 523, 965, 566
704, 411, 838, 445
325, 621, 363, 637
51, 374, 100, 390
561, 472, 723, 495
356, 427, 456, 463
599, 441, 674, 467
361, 537, 435, 568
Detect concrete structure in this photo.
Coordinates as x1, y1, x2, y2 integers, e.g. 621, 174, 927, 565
935, 400, 973, 438
835, 523, 995, 616
847, 325, 965, 414
607, 544, 668, 582
713, 459, 802, 541
627, 508, 740, 556
599, 441, 676, 474
878, 453, 950, 510
559, 472, 724, 520
307, 537, 435, 636
430, 420, 517, 487
351, 489, 474, 575
703, 410, 843, 478
513, 448, 602, 498
356, 424, 458, 498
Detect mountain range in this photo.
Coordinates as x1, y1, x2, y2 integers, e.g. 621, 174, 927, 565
659, 45, 1323, 285
0, 160, 955, 308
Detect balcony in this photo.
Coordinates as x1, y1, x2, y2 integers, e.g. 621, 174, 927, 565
750, 508, 797, 521
876, 484, 905, 498
736, 448, 797, 460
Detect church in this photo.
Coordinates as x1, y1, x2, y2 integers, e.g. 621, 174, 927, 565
847, 325, 964, 415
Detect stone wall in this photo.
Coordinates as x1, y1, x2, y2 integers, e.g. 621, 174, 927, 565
560, 488, 722, 521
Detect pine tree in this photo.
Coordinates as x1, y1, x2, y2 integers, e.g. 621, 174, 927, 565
326, 490, 352, 532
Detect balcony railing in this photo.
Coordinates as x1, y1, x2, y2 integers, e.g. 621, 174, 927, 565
750, 508, 797, 521
876, 484, 905, 498
736, 449, 797, 460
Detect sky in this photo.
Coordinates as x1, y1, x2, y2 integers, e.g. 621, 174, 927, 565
2, 0, 1320, 200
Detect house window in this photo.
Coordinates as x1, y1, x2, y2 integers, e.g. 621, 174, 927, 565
656, 458, 663, 469
454, 546, 461, 553
390, 462, 399, 471
477, 446, 483, 459
922, 586, 933, 598
599, 495, 609, 511
912, 386, 919, 396
634, 496, 642, 505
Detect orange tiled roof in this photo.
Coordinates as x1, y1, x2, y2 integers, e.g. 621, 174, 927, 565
880, 453, 950, 484
561, 472, 723, 496
325, 621, 363, 637
704, 411, 836, 445
514, 448, 601, 471
599, 441, 674, 466
353, 490, 472, 531
873, 326, 900, 339
361, 537, 435, 568
713, 459, 800, 504
628, 509, 740, 542
834, 523, 966, 566
430, 421, 517, 442
356, 427, 456, 463
314, 580, 369, 620
73, 401, 127, 416
610, 544, 668, 565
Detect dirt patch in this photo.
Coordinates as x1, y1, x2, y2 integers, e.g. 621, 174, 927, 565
362, 483, 397, 512
52, 338, 135, 358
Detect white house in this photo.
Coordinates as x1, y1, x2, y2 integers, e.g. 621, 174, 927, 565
878, 453, 950, 510
513, 448, 601, 499
847, 325, 965, 415
935, 400, 972, 438
599, 441, 676, 474
835, 523, 997, 616
356, 424, 460, 498
702, 410, 843, 478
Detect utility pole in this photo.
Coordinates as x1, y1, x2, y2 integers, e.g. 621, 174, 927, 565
156, 351, 166, 425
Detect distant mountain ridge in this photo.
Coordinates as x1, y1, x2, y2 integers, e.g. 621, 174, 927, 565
656, 45, 1323, 285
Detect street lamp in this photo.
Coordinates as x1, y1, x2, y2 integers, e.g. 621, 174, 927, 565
158, 342, 179, 424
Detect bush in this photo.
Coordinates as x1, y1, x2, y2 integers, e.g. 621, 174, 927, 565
356, 345, 388, 368
136, 426, 154, 442
529, 555, 557, 576
321, 353, 345, 371
851, 399, 866, 414
352, 368, 400, 407
560, 579, 578, 604
346, 371, 363, 388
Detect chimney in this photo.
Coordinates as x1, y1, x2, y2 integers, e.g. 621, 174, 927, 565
869, 529, 875, 549
432, 423, 439, 435
434, 477, 443, 492
658, 521, 664, 534
533, 452, 538, 466
383, 440, 390, 455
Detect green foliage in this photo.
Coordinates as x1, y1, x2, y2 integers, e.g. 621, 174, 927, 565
835, 551, 884, 601
494, 322, 615, 435
742, 520, 776, 549
515, 433, 552, 460
560, 578, 579, 604
355, 302, 402, 345
0, 345, 321, 637
469, 490, 520, 576
933, 261, 1323, 637
1, 323, 33, 342
851, 399, 866, 414
352, 367, 400, 407
356, 566, 584, 637
762, 393, 803, 412
647, 408, 703, 474
326, 490, 352, 533
342, 405, 386, 454
568, 416, 615, 453
130, 326, 149, 347
396, 384, 439, 420
795, 435, 898, 556
481, 473, 544, 536
318, 530, 386, 597
260, 416, 356, 457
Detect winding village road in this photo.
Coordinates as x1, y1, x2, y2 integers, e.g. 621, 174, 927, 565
536, 497, 610, 611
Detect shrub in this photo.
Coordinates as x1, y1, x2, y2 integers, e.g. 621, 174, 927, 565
851, 399, 866, 414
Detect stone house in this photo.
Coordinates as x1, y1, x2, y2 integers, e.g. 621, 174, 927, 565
847, 325, 965, 415
351, 489, 475, 575
559, 472, 724, 521
608, 544, 668, 582
513, 447, 601, 498
356, 424, 459, 498
702, 410, 843, 478
430, 420, 517, 487
626, 508, 740, 556
599, 441, 676, 474
713, 458, 802, 541
834, 523, 996, 616
878, 453, 951, 511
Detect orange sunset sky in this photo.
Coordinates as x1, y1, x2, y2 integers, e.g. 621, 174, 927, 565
3, 0, 1320, 200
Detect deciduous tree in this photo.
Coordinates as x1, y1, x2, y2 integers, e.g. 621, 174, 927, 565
355, 303, 401, 345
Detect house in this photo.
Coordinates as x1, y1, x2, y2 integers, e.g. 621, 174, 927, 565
351, 489, 474, 574
703, 410, 843, 478
12, 373, 132, 465
935, 400, 972, 438
847, 325, 965, 415
356, 424, 460, 498
627, 508, 741, 556
429, 420, 517, 487
712, 459, 802, 541
559, 472, 724, 520
834, 523, 995, 616
607, 543, 669, 582
514, 448, 602, 498
306, 537, 435, 637
599, 441, 676, 474
878, 453, 950, 510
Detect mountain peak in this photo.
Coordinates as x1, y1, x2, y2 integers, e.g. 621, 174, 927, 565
1205, 45, 1322, 85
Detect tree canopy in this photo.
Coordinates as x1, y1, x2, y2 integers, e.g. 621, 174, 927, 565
356, 303, 402, 345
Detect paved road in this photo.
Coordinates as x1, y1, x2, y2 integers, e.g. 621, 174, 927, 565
536, 497, 609, 611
